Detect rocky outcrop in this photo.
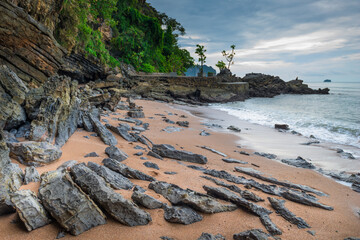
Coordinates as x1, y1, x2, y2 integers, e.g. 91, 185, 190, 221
0, 1, 64, 86
23, 166, 40, 184
105, 145, 128, 162
38, 169, 107, 235
152, 144, 208, 164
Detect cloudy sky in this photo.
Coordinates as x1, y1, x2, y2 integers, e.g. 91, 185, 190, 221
147, 0, 360, 82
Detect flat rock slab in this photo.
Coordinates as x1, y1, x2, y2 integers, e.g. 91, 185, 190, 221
233, 229, 272, 240
222, 158, 248, 164
163, 205, 203, 225
105, 145, 128, 162
149, 181, 237, 214
23, 166, 40, 185
143, 161, 160, 170
38, 169, 106, 236
10, 190, 51, 231
152, 144, 207, 164
281, 156, 315, 169
88, 114, 117, 146
8, 141, 62, 166
131, 191, 164, 209
87, 162, 133, 190
70, 164, 151, 226
106, 124, 137, 142
103, 158, 155, 182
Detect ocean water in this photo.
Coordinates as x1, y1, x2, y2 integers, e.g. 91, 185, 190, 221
211, 82, 360, 156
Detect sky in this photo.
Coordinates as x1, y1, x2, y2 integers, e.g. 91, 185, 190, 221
147, 0, 360, 82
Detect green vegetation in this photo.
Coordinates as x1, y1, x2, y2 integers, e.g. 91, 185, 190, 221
222, 45, 236, 69
195, 44, 207, 76
55, 0, 194, 73
215, 60, 226, 72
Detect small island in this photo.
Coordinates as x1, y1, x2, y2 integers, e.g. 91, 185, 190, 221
324, 79, 332, 82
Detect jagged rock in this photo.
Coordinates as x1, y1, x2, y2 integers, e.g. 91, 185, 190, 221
187, 165, 207, 171
254, 152, 277, 159
133, 185, 146, 193
105, 145, 128, 162
131, 191, 163, 209
134, 145, 146, 150
103, 158, 155, 182
70, 164, 151, 226
106, 124, 137, 142
87, 162, 133, 190
23, 166, 40, 185
301, 140, 320, 145
149, 181, 237, 214
201, 176, 264, 202
134, 152, 144, 156
15, 122, 31, 138
143, 161, 160, 170
204, 169, 247, 184
239, 151, 250, 156
281, 156, 315, 169
56, 229, 66, 239
8, 141, 62, 166
132, 126, 146, 132
10, 190, 51, 231
259, 214, 282, 235
200, 130, 211, 136
163, 118, 175, 124
38, 169, 106, 235
84, 152, 99, 158
164, 172, 177, 175
2, 130, 19, 143
227, 126, 241, 132
233, 229, 272, 240
152, 144, 207, 164
0, 65, 29, 104
275, 124, 289, 130
336, 149, 355, 159
268, 197, 310, 228
82, 113, 93, 132
176, 121, 189, 127
279, 189, 333, 210
163, 205, 203, 225
88, 113, 117, 146
222, 158, 248, 164
57, 160, 78, 170
351, 183, 360, 193
148, 151, 164, 160
197, 233, 225, 240
200, 146, 227, 157
128, 110, 145, 118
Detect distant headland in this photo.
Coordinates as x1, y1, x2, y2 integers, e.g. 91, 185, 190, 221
324, 79, 332, 82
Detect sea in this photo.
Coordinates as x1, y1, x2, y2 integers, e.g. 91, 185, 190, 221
210, 82, 360, 159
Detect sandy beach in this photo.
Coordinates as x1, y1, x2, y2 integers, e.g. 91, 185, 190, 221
1, 99, 359, 240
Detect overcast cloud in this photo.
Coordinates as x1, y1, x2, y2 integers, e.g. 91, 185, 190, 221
147, 0, 360, 82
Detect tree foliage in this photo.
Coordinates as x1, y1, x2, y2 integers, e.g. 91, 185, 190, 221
195, 44, 206, 76
222, 45, 236, 69
215, 60, 226, 71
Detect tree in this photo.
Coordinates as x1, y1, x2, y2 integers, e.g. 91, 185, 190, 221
195, 44, 206, 76
215, 60, 226, 72
222, 44, 236, 69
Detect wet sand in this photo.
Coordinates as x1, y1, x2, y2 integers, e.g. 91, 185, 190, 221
0, 99, 359, 240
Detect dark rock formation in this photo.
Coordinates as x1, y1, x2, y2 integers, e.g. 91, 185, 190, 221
127, 110, 145, 118
197, 233, 225, 240
281, 156, 315, 169
131, 191, 163, 209
352, 183, 360, 193
254, 152, 277, 159
147, 151, 163, 160
10, 190, 51, 231
200, 146, 227, 157
268, 197, 310, 228
259, 214, 282, 235
222, 158, 248, 164
70, 164, 151, 226
103, 158, 155, 182
23, 166, 40, 185
233, 229, 272, 240
163, 205, 203, 225
38, 169, 106, 235
227, 125, 241, 132
105, 145, 128, 162
87, 162, 133, 190
152, 144, 207, 164
176, 121, 189, 127
8, 141, 62, 166
149, 181, 237, 214
200, 130, 210, 136
143, 161, 160, 170
88, 113, 117, 146
84, 152, 99, 158
275, 124, 289, 130
106, 124, 137, 142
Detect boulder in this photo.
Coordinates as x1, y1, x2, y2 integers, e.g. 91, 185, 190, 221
38, 169, 106, 235
131, 191, 164, 209
8, 141, 62, 166
127, 110, 145, 118
105, 145, 128, 162
275, 124, 289, 130
23, 166, 40, 185
84, 152, 99, 158
103, 158, 155, 182
70, 164, 151, 226
152, 144, 207, 164
87, 162, 133, 190
176, 121, 189, 127
233, 229, 272, 240
149, 181, 237, 214
281, 156, 315, 169
227, 125, 241, 132
163, 205, 202, 225
10, 190, 51, 231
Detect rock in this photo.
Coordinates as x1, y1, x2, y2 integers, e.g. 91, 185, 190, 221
307, 230, 316, 236
2, 130, 19, 143
88, 113, 117, 146
268, 197, 310, 228
164, 172, 177, 175
106, 124, 137, 142
105, 145, 128, 162
8, 141, 62, 166
222, 158, 248, 164
143, 123, 150, 130
259, 214, 282, 235
239, 151, 250, 156
197, 233, 225, 240
82, 113, 93, 132
254, 152, 277, 159
128, 110, 145, 118
10, 190, 51, 231
160, 237, 175, 240
227, 126, 241, 132
163, 205, 203, 225
187, 165, 207, 172
202, 123, 223, 128
140, 157, 148, 160
200, 130, 211, 136
147, 151, 164, 160
103, 158, 155, 182
15, 122, 31, 138
281, 156, 315, 169
275, 124, 289, 130
57, 160, 78, 170
200, 146, 227, 157
163, 118, 175, 124
152, 144, 208, 164
83, 136, 90, 139
0, 65, 28, 104
133, 185, 146, 193
143, 161, 160, 170
131, 191, 163, 209
70, 164, 151, 226
132, 126, 146, 132
301, 140, 320, 145
38, 169, 106, 235
23, 167, 40, 185
84, 152, 99, 158
149, 181, 237, 214
134, 145, 146, 150
233, 229, 271, 240
134, 152, 144, 156
87, 162, 133, 190
351, 183, 360, 193
56, 229, 66, 239
162, 126, 183, 133
176, 121, 189, 127
336, 149, 355, 159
